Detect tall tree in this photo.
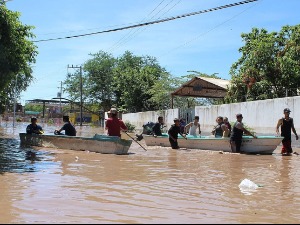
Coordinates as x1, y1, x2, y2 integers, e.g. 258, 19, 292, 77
0, 5, 38, 112
64, 51, 116, 113
226, 25, 300, 102
113, 51, 167, 112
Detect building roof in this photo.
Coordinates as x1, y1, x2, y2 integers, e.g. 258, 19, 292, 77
26, 98, 71, 105
171, 76, 230, 98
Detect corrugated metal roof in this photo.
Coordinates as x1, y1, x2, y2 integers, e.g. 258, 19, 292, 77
171, 76, 230, 98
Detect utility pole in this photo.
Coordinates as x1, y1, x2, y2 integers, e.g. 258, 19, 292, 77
57, 81, 63, 113
67, 64, 83, 126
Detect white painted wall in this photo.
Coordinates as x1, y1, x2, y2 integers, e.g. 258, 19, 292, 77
122, 96, 300, 135
122, 109, 178, 132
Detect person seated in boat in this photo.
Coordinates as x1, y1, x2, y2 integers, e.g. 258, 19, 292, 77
184, 116, 201, 136
152, 116, 165, 137
54, 115, 77, 136
168, 118, 187, 149
26, 117, 44, 134
105, 108, 128, 138
230, 113, 257, 153
179, 118, 186, 134
211, 116, 229, 138
223, 117, 232, 137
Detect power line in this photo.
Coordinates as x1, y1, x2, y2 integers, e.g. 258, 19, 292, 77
33, 0, 258, 43
107, 0, 169, 52
160, 0, 260, 57
108, 0, 182, 53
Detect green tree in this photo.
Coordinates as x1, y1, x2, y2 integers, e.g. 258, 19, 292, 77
226, 25, 300, 103
64, 51, 116, 113
0, 5, 38, 112
84, 51, 116, 111
24, 104, 43, 112
147, 71, 175, 109
113, 51, 167, 112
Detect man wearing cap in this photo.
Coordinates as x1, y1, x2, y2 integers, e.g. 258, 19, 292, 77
230, 113, 257, 153
55, 115, 77, 136
276, 108, 298, 155
168, 118, 187, 149
105, 108, 128, 137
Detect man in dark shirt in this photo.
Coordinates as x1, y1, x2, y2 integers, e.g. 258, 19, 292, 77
26, 117, 44, 134
168, 118, 187, 149
230, 113, 257, 153
276, 108, 298, 155
55, 115, 77, 136
152, 116, 164, 137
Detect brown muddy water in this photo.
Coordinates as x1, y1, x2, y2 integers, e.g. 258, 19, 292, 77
0, 121, 300, 224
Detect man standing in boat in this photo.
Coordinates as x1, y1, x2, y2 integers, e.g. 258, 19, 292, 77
105, 108, 128, 137
184, 116, 201, 136
54, 115, 77, 136
230, 113, 257, 153
168, 118, 187, 149
26, 117, 44, 134
276, 108, 298, 155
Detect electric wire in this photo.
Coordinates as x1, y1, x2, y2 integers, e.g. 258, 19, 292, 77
33, 0, 258, 43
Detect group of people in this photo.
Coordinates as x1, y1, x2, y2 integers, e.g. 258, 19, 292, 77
26, 107, 298, 155
26, 115, 77, 136
165, 114, 256, 151
26, 107, 128, 138
142, 107, 298, 155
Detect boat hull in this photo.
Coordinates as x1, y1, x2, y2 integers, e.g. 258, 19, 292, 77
144, 134, 283, 154
19, 133, 132, 155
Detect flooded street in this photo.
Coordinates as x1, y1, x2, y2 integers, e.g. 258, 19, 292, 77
0, 121, 300, 224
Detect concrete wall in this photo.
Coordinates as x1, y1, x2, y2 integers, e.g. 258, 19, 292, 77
122, 109, 178, 132
122, 96, 300, 135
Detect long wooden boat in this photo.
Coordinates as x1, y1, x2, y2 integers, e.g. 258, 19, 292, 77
19, 133, 132, 155
143, 133, 283, 154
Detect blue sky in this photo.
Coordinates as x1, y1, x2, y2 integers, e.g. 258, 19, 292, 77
5, 0, 300, 105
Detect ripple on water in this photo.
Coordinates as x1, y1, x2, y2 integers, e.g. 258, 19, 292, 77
0, 137, 59, 173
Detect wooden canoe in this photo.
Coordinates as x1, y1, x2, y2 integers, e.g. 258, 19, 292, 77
143, 133, 283, 154
19, 133, 132, 155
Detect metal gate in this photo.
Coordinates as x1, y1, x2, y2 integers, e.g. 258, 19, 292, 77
178, 108, 195, 124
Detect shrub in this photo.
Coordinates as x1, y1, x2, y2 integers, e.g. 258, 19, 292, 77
125, 121, 136, 132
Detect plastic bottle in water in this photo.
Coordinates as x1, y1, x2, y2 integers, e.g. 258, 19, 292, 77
239, 178, 259, 189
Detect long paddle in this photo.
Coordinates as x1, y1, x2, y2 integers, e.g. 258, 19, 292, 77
124, 131, 147, 151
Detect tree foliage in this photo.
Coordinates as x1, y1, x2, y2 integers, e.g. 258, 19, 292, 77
0, 5, 38, 112
64, 51, 173, 113
113, 51, 168, 112
226, 25, 300, 102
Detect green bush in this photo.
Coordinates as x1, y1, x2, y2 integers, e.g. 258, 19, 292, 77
230, 122, 255, 134
125, 121, 136, 132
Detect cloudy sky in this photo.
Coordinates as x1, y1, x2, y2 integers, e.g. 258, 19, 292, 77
5, 0, 300, 104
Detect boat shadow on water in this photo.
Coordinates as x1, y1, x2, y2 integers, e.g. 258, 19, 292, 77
0, 137, 58, 174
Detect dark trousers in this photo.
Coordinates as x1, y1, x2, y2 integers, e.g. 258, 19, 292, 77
169, 138, 179, 149
282, 139, 292, 154
230, 139, 242, 153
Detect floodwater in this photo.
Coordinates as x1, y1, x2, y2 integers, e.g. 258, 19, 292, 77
0, 121, 300, 224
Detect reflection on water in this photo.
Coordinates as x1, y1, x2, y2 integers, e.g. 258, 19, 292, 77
0, 122, 300, 223
0, 138, 58, 173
